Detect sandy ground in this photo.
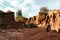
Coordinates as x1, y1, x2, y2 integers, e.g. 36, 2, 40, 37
0, 28, 60, 40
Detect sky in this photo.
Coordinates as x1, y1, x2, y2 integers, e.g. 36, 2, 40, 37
0, 0, 60, 18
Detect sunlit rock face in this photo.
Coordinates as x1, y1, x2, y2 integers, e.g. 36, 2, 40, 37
35, 12, 48, 28
36, 10, 60, 32
26, 12, 48, 28
27, 10, 60, 32
48, 10, 60, 32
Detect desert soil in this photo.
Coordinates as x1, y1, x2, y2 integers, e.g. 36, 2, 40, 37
0, 28, 60, 40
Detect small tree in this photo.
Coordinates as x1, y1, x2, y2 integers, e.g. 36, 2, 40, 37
17, 10, 22, 16
40, 7, 48, 12
16, 10, 24, 21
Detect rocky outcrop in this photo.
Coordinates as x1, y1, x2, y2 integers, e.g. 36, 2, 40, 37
26, 12, 48, 28
26, 16, 36, 25
0, 10, 15, 24
48, 10, 60, 32
26, 10, 60, 32
35, 12, 48, 27
0, 10, 60, 32
0, 10, 28, 29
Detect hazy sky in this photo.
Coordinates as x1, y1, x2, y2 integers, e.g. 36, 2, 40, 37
0, 0, 60, 18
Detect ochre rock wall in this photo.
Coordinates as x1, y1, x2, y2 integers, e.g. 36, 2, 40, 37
26, 12, 48, 28
35, 12, 48, 28
26, 10, 60, 32
48, 10, 60, 32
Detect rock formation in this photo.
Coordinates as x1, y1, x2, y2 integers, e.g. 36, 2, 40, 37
35, 12, 48, 28
26, 12, 48, 28
26, 16, 36, 25
0, 10, 60, 32
48, 10, 60, 32
0, 10, 28, 29
26, 10, 60, 32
